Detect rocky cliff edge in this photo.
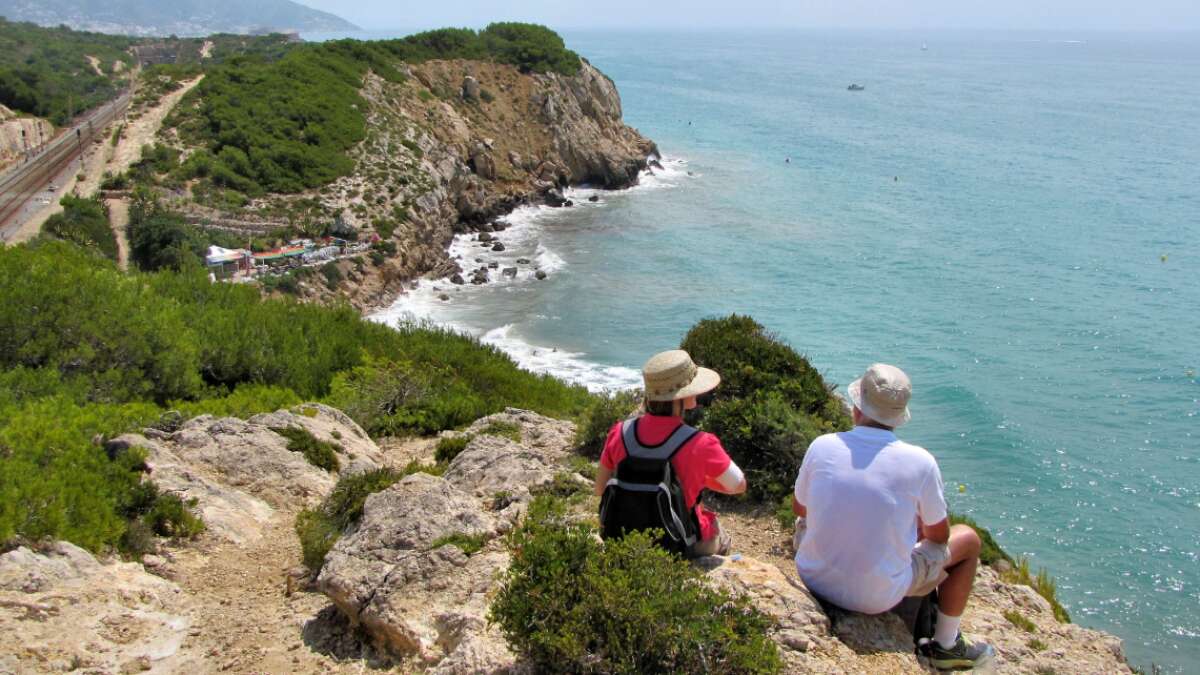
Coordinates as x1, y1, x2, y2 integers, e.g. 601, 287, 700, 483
0, 407, 1131, 673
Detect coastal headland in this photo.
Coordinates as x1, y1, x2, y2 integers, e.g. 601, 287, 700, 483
0, 22, 1137, 674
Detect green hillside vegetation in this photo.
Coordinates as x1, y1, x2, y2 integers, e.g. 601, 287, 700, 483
166, 23, 580, 196
40, 195, 117, 260
0, 241, 593, 556
0, 18, 135, 124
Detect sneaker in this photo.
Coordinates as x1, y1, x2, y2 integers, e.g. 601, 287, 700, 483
922, 634, 996, 671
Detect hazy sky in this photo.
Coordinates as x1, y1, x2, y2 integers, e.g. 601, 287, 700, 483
299, 0, 1199, 32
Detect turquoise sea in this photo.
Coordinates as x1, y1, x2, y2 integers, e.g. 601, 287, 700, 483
334, 29, 1200, 670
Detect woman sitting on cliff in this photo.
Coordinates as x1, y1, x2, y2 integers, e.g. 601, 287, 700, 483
593, 350, 747, 556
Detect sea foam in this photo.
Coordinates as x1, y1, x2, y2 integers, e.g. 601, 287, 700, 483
370, 157, 691, 392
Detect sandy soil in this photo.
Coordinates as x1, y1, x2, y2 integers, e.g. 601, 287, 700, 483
162, 437, 433, 674
107, 198, 130, 270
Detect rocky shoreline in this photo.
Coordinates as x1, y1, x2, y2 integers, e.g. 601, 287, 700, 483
243, 58, 660, 314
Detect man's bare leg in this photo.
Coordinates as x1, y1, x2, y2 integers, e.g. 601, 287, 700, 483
938, 524, 982, 616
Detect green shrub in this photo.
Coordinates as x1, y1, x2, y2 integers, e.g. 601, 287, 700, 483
270, 426, 341, 472
700, 390, 826, 500
1028, 638, 1048, 652
775, 494, 796, 530
41, 196, 117, 260
320, 261, 343, 290
430, 532, 487, 556
678, 315, 850, 502
295, 467, 403, 570
573, 389, 639, 456
434, 434, 472, 463
479, 420, 521, 442
0, 19, 134, 124
142, 491, 205, 538
531, 472, 590, 503
490, 497, 781, 674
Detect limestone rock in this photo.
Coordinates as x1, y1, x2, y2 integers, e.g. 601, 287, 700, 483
317, 472, 510, 665
107, 404, 384, 543
461, 76, 481, 101
0, 542, 191, 673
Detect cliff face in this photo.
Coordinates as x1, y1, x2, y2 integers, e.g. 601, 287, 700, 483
238, 59, 657, 310
0, 104, 54, 173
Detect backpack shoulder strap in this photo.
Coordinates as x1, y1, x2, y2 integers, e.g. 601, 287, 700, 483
622, 417, 701, 461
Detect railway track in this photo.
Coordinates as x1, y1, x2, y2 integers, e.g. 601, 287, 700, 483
0, 92, 132, 238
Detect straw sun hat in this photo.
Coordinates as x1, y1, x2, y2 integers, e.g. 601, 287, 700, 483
642, 350, 720, 402
846, 363, 912, 428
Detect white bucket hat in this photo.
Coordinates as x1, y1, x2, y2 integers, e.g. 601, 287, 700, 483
847, 363, 912, 428
642, 350, 720, 402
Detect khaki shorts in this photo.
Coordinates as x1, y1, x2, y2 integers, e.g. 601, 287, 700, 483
791, 517, 950, 596
906, 539, 951, 597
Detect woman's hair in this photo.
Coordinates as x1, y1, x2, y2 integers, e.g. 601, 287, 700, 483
644, 398, 681, 417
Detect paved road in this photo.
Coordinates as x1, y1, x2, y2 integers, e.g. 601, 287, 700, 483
0, 91, 133, 241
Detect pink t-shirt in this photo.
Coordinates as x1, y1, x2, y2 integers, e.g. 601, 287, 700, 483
599, 415, 733, 541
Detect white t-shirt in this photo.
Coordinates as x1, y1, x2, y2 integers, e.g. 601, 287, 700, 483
793, 426, 948, 614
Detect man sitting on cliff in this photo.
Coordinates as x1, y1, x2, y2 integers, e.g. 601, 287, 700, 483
791, 363, 995, 670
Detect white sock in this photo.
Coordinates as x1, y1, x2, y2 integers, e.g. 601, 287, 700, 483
934, 611, 961, 649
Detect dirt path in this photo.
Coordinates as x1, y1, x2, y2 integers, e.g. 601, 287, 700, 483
8, 75, 204, 244
164, 437, 434, 674
107, 198, 130, 270
168, 511, 364, 674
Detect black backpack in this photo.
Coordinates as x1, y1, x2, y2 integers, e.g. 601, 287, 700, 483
598, 417, 702, 557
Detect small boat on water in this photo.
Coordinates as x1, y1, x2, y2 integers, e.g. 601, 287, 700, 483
922, 42, 928, 51
847, 83, 865, 91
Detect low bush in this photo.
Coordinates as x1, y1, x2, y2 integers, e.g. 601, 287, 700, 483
1003, 609, 1037, 633
573, 389, 639, 456
41, 196, 117, 260
1002, 557, 1071, 624
701, 390, 827, 500
434, 434, 471, 463
430, 532, 487, 556
478, 420, 521, 442
530, 472, 590, 504
295, 461, 444, 570
490, 497, 782, 674
295, 467, 402, 570
270, 426, 341, 472
320, 261, 343, 290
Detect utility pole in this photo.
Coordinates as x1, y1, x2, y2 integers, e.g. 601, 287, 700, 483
20, 128, 28, 161
76, 128, 85, 171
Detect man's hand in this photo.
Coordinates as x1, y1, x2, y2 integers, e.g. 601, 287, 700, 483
792, 495, 807, 517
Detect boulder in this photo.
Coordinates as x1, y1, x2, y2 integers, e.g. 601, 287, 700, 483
491, 242, 506, 252
502, 267, 518, 278
516, 258, 531, 265
535, 270, 548, 280
108, 405, 382, 543
317, 472, 511, 664
450, 274, 465, 285
588, 194, 600, 202
544, 188, 567, 207
0, 542, 191, 673
477, 232, 493, 242
460, 76, 481, 102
